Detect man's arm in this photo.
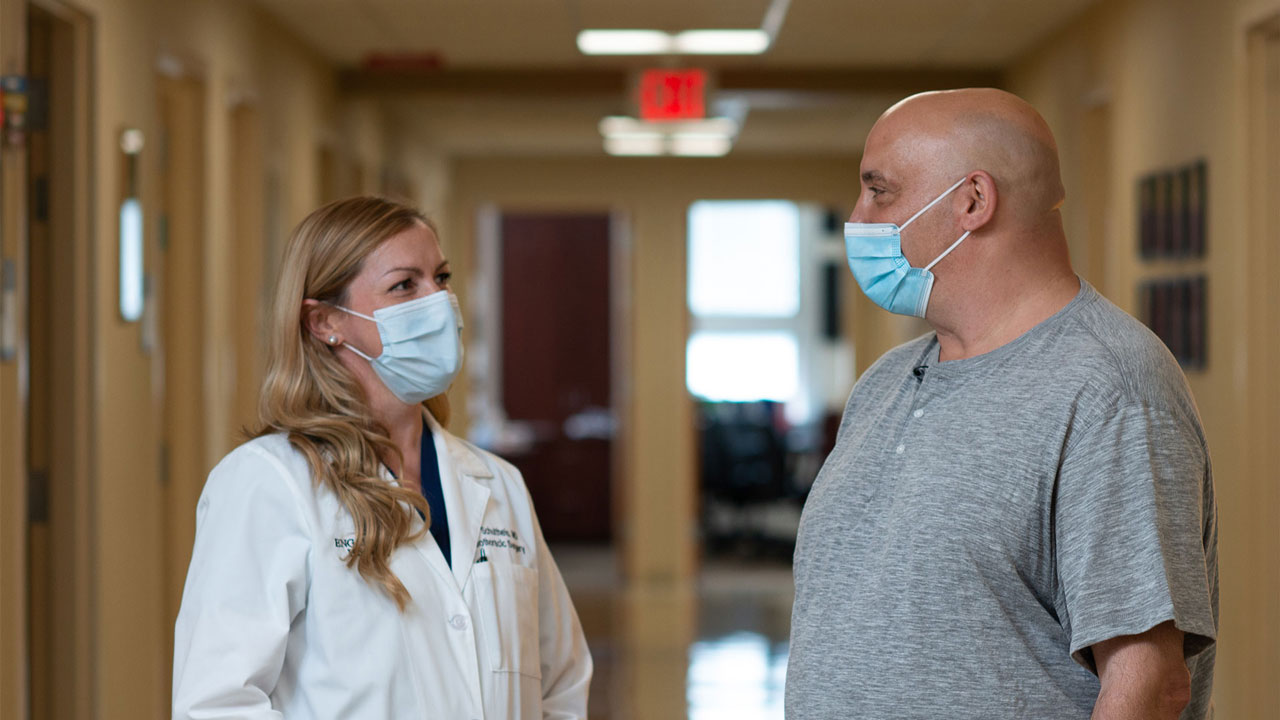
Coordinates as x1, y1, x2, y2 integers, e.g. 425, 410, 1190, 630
1091, 620, 1191, 720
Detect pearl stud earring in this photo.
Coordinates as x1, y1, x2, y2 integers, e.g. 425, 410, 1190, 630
328, 335, 338, 345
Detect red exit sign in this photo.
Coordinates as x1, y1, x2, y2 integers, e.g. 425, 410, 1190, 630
638, 69, 707, 121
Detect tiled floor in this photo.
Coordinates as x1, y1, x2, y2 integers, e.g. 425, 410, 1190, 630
552, 545, 794, 720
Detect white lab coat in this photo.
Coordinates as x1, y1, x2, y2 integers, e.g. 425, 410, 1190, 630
172, 413, 592, 719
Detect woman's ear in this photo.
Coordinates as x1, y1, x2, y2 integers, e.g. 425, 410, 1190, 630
301, 299, 342, 347
958, 171, 998, 232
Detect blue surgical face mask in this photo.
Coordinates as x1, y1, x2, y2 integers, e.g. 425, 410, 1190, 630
332, 290, 464, 404
844, 176, 971, 318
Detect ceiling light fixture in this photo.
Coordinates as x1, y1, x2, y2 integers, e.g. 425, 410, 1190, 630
669, 134, 733, 157
600, 116, 738, 138
576, 29, 672, 55
604, 135, 665, 156
673, 30, 770, 55
577, 0, 790, 56
599, 116, 739, 157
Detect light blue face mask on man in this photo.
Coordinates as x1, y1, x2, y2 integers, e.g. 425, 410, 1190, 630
844, 176, 971, 318
332, 290, 464, 404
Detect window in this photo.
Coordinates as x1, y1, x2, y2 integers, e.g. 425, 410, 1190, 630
688, 201, 799, 317
686, 332, 798, 402
686, 200, 801, 408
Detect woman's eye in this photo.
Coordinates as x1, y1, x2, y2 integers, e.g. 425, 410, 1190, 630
391, 278, 414, 292
436, 272, 452, 287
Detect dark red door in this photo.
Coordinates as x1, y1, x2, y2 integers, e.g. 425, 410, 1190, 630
500, 213, 612, 542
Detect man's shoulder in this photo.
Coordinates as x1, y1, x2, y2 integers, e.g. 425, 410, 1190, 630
1058, 289, 1192, 402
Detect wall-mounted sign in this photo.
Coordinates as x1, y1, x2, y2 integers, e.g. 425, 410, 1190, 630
638, 69, 707, 121
1138, 159, 1206, 259
1139, 274, 1207, 371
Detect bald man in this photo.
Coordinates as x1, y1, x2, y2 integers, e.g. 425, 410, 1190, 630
786, 89, 1217, 719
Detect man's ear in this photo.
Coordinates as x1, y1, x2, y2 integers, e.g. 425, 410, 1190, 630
958, 171, 997, 232
301, 299, 342, 346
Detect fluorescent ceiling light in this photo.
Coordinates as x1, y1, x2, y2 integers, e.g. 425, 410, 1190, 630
673, 29, 770, 55
670, 134, 733, 157
600, 116, 738, 137
577, 28, 770, 56
600, 116, 740, 157
578, 0, 788, 56
604, 135, 664, 156
577, 30, 672, 55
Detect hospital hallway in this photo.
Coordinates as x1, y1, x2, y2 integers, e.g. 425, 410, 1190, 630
555, 546, 794, 720
2, 0, 1280, 718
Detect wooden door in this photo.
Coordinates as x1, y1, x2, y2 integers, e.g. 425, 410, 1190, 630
500, 213, 613, 542
25, 3, 93, 717
157, 73, 207, 685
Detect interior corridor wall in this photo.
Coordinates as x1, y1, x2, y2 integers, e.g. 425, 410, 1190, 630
80, 0, 339, 714
0, 0, 397, 715
1006, 0, 1280, 715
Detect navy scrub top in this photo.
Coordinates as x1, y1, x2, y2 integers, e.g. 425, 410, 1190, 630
418, 419, 451, 568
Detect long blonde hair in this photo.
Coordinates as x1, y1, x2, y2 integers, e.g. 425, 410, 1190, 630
255, 195, 452, 610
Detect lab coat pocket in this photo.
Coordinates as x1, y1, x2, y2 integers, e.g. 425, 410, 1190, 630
474, 562, 541, 678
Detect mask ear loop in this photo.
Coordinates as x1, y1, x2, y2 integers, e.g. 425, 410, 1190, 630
323, 300, 378, 323
318, 300, 379, 359
341, 341, 376, 362
923, 231, 972, 272
900, 176, 972, 272
899, 176, 969, 230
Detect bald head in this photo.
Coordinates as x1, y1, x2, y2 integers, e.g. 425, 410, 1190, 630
869, 88, 1065, 224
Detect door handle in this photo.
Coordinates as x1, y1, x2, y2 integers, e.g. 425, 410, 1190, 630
139, 272, 156, 353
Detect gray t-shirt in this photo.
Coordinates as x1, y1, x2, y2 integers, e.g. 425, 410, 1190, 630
786, 280, 1218, 719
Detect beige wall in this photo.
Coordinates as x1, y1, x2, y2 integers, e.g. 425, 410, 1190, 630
447, 156, 862, 586
1008, 0, 1280, 714
0, 0, 406, 715
77, 0, 340, 714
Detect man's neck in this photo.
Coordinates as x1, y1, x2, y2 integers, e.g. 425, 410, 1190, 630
933, 271, 1080, 362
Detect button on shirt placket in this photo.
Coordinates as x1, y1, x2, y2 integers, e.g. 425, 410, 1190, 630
898, 374, 932, 458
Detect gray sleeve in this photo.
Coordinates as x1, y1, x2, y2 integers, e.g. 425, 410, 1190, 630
1055, 402, 1217, 672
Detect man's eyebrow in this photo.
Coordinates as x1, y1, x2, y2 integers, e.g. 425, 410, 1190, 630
861, 170, 888, 184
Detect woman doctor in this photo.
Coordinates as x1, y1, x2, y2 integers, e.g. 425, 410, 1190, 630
172, 196, 592, 719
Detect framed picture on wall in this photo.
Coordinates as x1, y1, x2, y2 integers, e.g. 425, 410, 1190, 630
1139, 274, 1207, 370
1137, 159, 1207, 260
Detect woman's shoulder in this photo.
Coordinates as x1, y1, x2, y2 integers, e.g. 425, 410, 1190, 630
204, 433, 315, 506
187, 433, 321, 541
217, 432, 308, 471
